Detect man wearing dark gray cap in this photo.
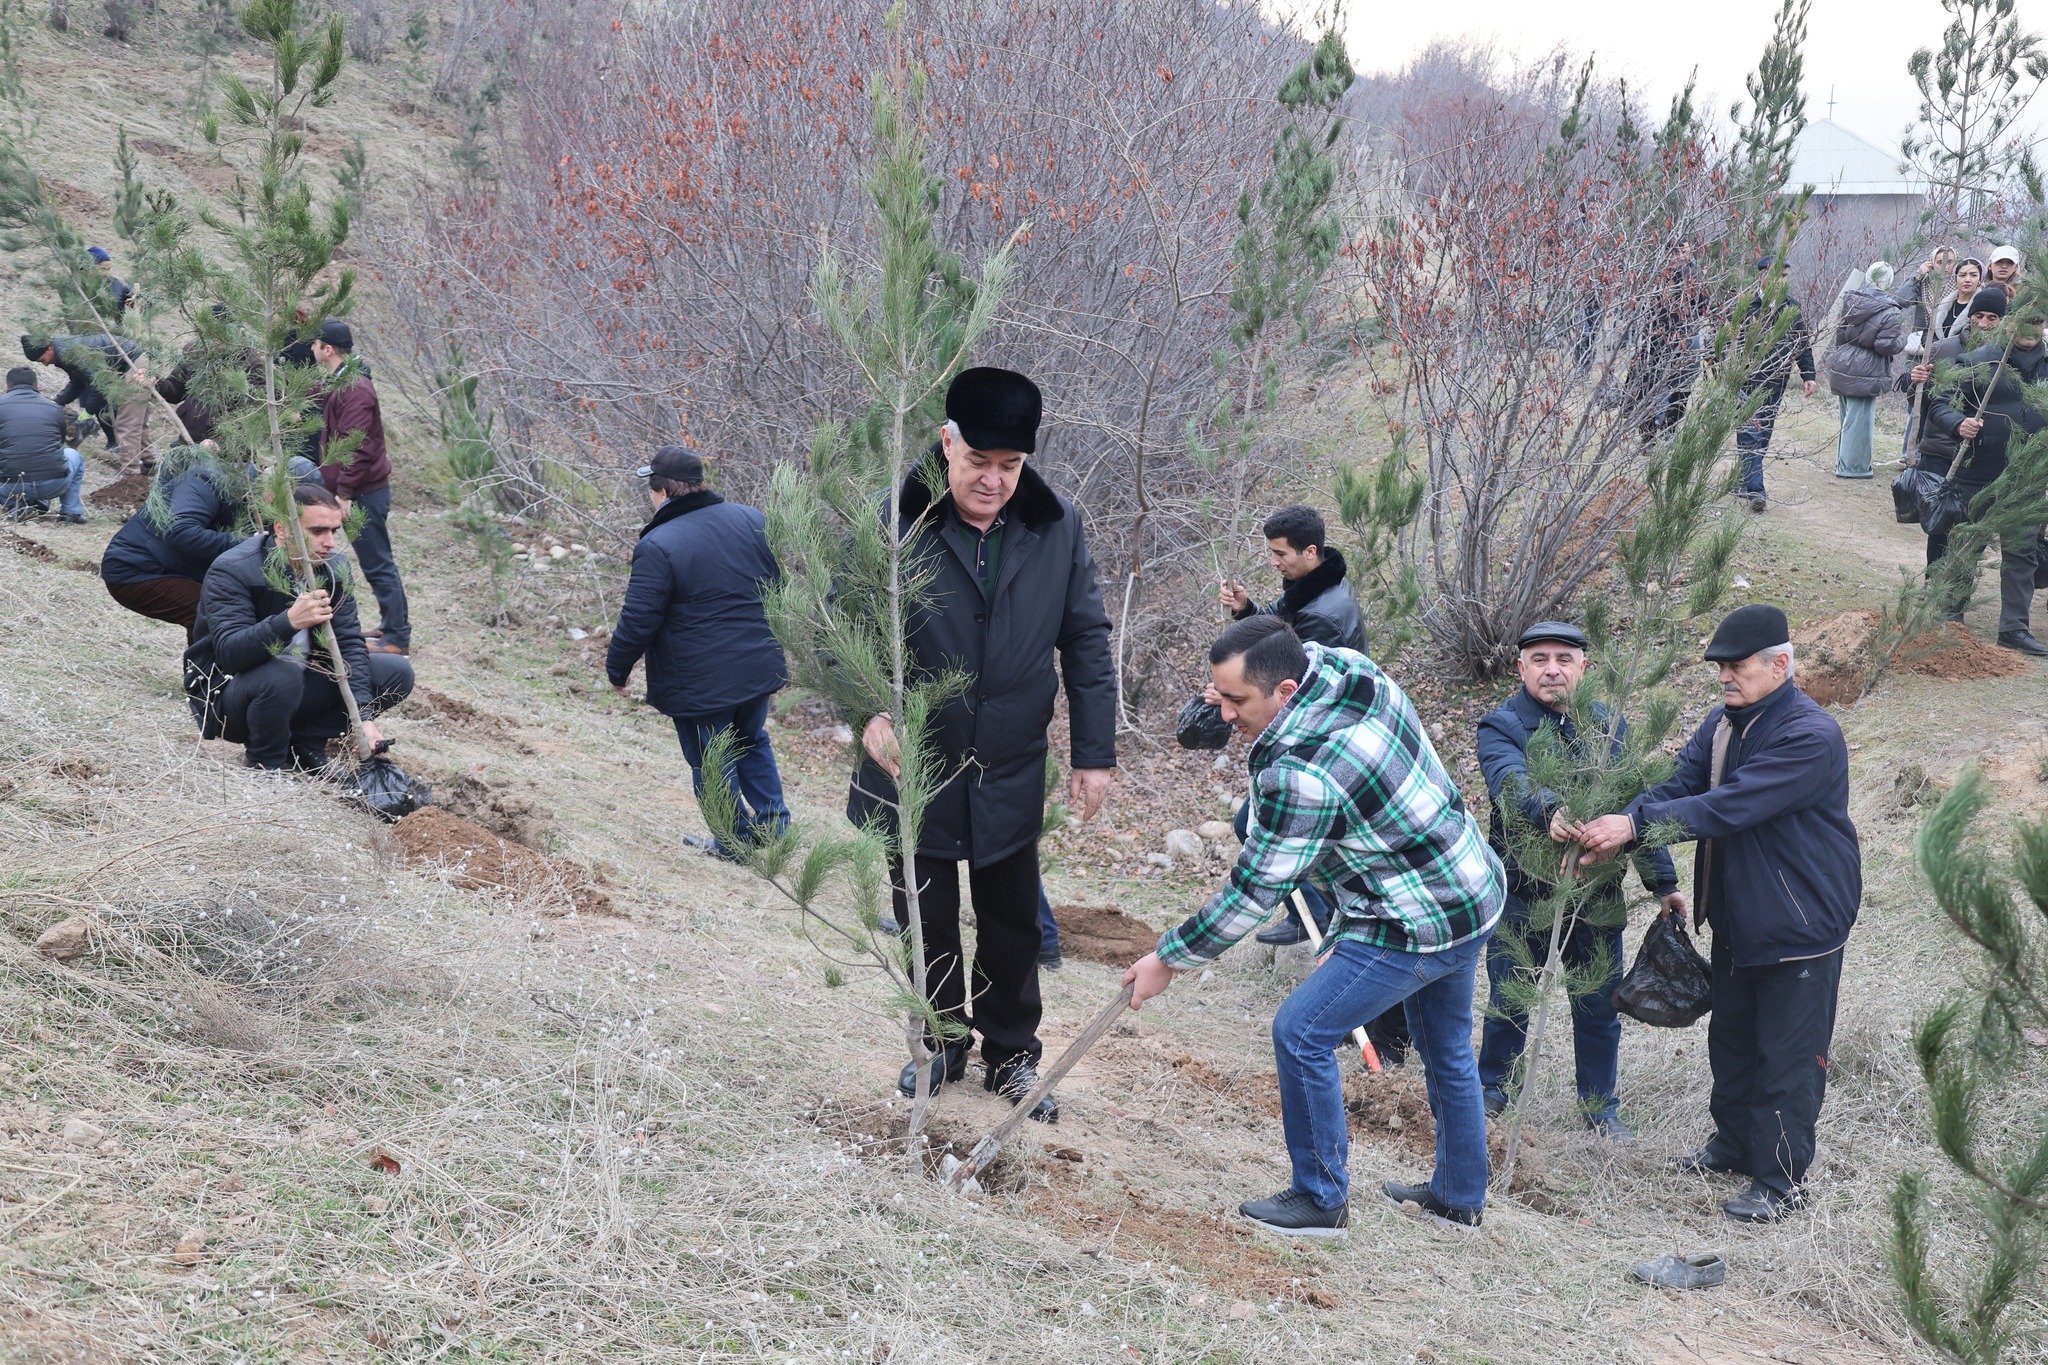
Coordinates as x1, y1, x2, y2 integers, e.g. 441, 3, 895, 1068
608, 447, 790, 859
312, 319, 408, 654
1473, 621, 1684, 1141
851, 366, 1117, 1124
1575, 604, 1860, 1222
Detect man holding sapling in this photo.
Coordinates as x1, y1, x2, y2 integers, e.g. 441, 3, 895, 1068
1473, 620, 1685, 1141
184, 484, 414, 772
1124, 616, 1505, 1235
851, 367, 1117, 1125
1574, 605, 1859, 1224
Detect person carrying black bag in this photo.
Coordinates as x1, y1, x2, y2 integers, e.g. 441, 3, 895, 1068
1922, 292, 2048, 654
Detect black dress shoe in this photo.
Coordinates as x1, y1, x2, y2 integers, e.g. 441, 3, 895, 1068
1723, 1178, 1806, 1223
1037, 946, 1063, 970
1381, 1179, 1481, 1226
1255, 916, 1309, 946
1238, 1188, 1348, 1237
1667, 1143, 1746, 1177
1998, 630, 2048, 656
1481, 1087, 1509, 1118
985, 1055, 1058, 1123
897, 1041, 970, 1098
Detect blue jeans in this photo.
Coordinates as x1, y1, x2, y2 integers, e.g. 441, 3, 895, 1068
1037, 889, 1059, 955
672, 692, 789, 851
1735, 384, 1783, 494
1476, 894, 1623, 1114
1272, 934, 1489, 1212
348, 485, 411, 648
0, 447, 84, 518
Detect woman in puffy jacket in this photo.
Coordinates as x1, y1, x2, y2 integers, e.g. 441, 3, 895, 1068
1827, 260, 1906, 478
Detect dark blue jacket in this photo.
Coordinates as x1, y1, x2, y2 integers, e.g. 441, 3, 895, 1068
100, 466, 244, 585
1625, 680, 1860, 968
606, 490, 788, 718
0, 383, 68, 483
1477, 688, 1678, 907
48, 333, 141, 417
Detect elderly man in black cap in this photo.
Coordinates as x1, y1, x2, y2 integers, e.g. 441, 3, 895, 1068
851, 366, 1117, 1123
1473, 621, 1686, 1141
1574, 605, 1860, 1222
608, 446, 790, 858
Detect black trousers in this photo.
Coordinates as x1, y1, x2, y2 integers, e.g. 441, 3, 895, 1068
891, 840, 1043, 1070
349, 486, 411, 648
222, 652, 415, 767
1704, 937, 1843, 1195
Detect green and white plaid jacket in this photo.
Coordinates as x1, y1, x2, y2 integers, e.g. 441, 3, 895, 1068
1156, 644, 1505, 970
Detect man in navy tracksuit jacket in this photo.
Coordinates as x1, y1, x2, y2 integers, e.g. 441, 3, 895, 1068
606, 445, 790, 858
1576, 604, 1860, 1223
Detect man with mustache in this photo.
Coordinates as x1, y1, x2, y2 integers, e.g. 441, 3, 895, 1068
1572, 604, 1860, 1223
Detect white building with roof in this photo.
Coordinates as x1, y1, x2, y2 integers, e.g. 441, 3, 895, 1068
1783, 117, 1927, 217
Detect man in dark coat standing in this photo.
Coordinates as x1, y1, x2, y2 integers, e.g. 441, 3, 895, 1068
849, 367, 1117, 1123
1576, 605, 1860, 1223
312, 320, 409, 655
607, 446, 790, 858
184, 484, 414, 771
1220, 502, 1370, 950
0, 367, 87, 522
1474, 621, 1685, 1140
1732, 256, 1818, 512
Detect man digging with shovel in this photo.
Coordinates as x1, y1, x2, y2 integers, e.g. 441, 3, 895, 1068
1123, 616, 1505, 1234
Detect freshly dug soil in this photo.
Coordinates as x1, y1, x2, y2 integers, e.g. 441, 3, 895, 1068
0, 529, 58, 563
391, 807, 613, 917
434, 771, 554, 848
86, 474, 152, 512
398, 687, 513, 738
1794, 608, 2026, 706
1054, 903, 1161, 967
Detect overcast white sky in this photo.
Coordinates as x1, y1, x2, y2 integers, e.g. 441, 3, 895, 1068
1310, 0, 2043, 154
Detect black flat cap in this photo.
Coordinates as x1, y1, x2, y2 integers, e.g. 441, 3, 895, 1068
635, 444, 704, 484
1518, 620, 1589, 650
946, 366, 1041, 455
1703, 604, 1790, 662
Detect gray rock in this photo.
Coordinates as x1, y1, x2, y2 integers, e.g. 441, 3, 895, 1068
1163, 829, 1205, 861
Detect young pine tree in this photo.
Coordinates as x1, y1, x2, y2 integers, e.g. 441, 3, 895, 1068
697, 14, 1020, 1145
1902, 0, 2048, 228
1891, 768, 2048, 1365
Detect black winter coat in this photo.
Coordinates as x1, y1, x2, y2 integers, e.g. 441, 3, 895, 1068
1897, 331, 1973, 468
0, 384, 69, 483
1475, 688, 1678, 906
1737, 293, 1817, 392
1625, 680, 1860, 968
101, 466, 244, 586
1925, 339, 2048, 487
606, 490, 788, 718
48, 333, 141, 416
184, 533, 374, 734
847, 453, 1117, 866
1232, 548, 1368, 653
155, 342, 265, 445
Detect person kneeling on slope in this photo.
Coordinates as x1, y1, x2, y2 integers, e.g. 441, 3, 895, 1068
184, 484, 413, 772
1123, 616, 1505, 1235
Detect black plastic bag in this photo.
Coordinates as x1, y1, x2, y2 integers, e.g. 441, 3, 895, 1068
1613, 914, 1713, 1028
1920, 473, 1975, 540
348, 753, 432, 822
1891, 465, 1938, 525
1175, 694, 1233, 750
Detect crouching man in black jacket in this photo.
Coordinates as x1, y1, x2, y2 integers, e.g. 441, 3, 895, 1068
184, 484, 413, 771
1575, 605, 1860, 1223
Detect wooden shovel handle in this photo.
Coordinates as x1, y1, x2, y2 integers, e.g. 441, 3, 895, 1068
947, 983, 1136, 1189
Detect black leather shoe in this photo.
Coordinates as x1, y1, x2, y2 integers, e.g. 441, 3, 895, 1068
1254, 916, 1309, 946
1723, 1179, 1806, 1223
683, 833, 746, 865
1037, 946, 1063, 970
1998, 630, 2048, 656
1583, 1110, 1636, 1145
897, 1041, 970, 1098
1238, 1188, 1348, 1237
985, 1056, 1058, 1123
1381, 1179, 1481, 1226
1481, 1087, 1509, 1118
1667, 1143, 1746, 1177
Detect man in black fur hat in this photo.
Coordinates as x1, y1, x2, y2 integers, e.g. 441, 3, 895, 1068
850, 366, 1117, 1124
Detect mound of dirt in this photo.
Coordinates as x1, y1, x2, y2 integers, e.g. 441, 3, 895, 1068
1793, 608, 2026, 705
86, 474, 152, 512
806, 1097, 1030, 1193
1054, 904, 1160, 967
397, 687, 512, 737
0, 529, 58, 563
434, 771, 555, 848
391, 807, 613, 917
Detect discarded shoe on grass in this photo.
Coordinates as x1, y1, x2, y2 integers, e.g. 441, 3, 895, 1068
1630, 1253, 1726, 1290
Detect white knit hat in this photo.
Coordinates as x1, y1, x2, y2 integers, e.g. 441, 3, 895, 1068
1865, 261, 1895, 290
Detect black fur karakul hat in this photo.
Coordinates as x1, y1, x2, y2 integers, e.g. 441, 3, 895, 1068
945, 366, 1042, 455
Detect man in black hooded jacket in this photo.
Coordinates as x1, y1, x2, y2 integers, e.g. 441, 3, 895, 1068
849, 367, 1117, 1124
1924, 301, 2048, 654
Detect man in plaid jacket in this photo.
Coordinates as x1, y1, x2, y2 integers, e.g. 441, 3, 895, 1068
1125, 615, 1504, 1234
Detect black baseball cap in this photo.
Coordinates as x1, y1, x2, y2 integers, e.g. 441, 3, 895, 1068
317, 318, 354, 350
635, 445, 704, 483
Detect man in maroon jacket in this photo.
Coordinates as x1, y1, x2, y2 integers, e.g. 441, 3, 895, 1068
313, 319, 409, 654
